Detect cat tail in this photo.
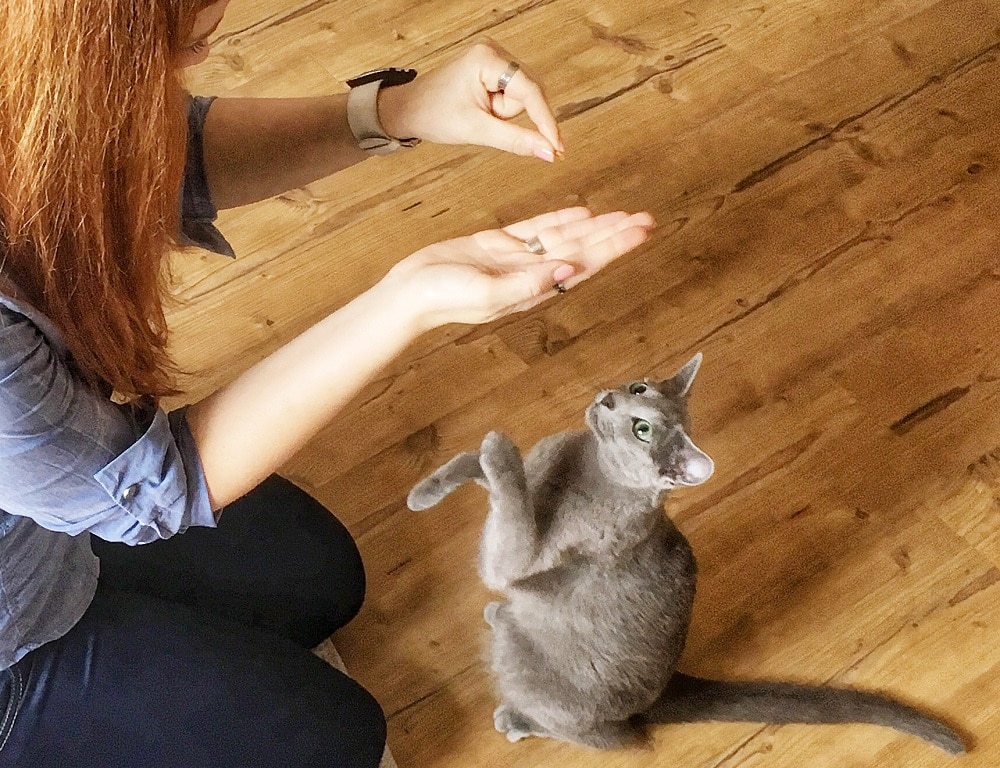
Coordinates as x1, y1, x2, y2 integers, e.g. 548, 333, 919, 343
407, 452, 485, 511
640, 673, 965, 754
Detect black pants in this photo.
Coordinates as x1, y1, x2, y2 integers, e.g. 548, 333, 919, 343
0, 476, 386, 768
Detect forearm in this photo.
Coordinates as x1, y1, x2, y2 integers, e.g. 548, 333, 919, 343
198, 41, 567, 209
182, 203, 654, 509
201, 95, 369, 209
185, 277, 422, 509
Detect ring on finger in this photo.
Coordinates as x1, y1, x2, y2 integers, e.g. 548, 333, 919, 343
554, 282, 568, 294
524, 235, 546, 255
497, 61, 520, 92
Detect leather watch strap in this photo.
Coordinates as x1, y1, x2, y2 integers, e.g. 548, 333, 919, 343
346, 80, 420, 156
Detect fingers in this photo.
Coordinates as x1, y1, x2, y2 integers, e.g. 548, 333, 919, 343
534, 211, 633, 249
494, 211, 655, 285
470, 108, 559, 161
505, 210, 654, 259
473, 39, 564, 159
503, 209, 655, 247
490, 84, 563, 156
501, 206, 593, 241
407, 207, 655, 329
483, 212, 633, 266
562, 211, 657, 261
489, 211, 656, 312
489, 258, 578, 311
541, 212, 657, 287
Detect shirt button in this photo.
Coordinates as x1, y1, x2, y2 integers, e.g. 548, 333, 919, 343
121, 484, 139, 502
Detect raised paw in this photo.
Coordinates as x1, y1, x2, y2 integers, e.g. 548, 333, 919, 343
406, 451, 483, 511
494, 705, 537, 742
483, 600, 509, 628
479, 431, 523, 485
406, 475, 443, 511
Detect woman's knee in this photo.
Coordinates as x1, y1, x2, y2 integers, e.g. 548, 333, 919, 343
289, 488, 367, 626
249, 475, 368, 637
296, 666, 388, 768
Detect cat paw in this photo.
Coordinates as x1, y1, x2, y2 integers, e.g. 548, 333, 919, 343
406, 452, 483, 510
406, 477, 442, 511
479, 431, 522, 483
483, 600, 509, 627
494, 705, 535, 742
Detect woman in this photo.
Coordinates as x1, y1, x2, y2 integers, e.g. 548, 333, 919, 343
0, 1, 655, 766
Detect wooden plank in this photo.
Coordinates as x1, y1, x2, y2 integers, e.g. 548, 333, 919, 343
291, 42, 1000, 526
167, 0, 999, 406
158, 0, 1000, 766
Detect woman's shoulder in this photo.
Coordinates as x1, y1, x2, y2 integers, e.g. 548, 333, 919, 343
0, 284, 69, 364
0, 294, 75, 427
0, 302, 45, 363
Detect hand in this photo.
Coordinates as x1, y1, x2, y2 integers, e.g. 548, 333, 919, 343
378, 40, 564, 161
382, 207, 656, 331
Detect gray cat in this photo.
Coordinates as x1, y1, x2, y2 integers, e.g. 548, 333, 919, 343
407, 353, 965, 754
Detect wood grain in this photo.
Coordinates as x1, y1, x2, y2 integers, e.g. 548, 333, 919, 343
177, 0, 1000, 765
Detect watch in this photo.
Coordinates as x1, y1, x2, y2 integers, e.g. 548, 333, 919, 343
346, 67, 421, 155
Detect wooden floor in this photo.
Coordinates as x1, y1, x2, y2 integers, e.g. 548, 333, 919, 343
175, 0, 1000, 765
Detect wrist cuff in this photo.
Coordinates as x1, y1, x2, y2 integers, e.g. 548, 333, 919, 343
346, 81, 421, 156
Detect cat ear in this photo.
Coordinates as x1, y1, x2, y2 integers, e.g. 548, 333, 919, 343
675, 432, 714, 486
659, 352, 703, 397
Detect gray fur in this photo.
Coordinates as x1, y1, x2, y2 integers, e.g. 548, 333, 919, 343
407, 353, 965, 754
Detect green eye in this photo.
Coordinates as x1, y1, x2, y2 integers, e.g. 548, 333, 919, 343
631, 419, 652, 442
629, 382, 647, 395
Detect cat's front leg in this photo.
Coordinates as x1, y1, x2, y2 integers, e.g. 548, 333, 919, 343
406, 451, 485, 511
484, 600, 512, 628
494, 705, 547, 742
479, 431, 540, 589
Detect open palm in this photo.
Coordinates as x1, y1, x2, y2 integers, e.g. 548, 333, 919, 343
385, 207, 656, 330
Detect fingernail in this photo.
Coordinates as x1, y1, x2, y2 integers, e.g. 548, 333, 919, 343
533, 145, 555, 162
552, 264, 576, 282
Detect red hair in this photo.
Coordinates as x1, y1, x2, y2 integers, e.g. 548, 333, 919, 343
0, 0, 215, 400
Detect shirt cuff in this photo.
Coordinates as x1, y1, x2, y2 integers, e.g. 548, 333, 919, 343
181, 94, 236, 258
93, 407, 216, 538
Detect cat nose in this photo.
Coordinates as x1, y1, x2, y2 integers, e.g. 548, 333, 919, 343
600, 393, 615, 410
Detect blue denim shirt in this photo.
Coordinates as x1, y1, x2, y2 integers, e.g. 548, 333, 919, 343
0, 95, 232, 670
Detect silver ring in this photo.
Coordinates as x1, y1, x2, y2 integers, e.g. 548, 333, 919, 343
497, 61, 520, 92
554, 282, 567, 294
524, 235, 545, 255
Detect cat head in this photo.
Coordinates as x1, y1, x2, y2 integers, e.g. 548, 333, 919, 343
584, 353, 714, 491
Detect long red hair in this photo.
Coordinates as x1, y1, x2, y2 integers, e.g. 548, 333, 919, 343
0, 0, 215, 400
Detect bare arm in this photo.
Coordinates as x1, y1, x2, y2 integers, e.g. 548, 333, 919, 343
183, 208, 655, 510
201, 95, 367, 210
184, 276, 419, 508
199, 41, 565, 210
